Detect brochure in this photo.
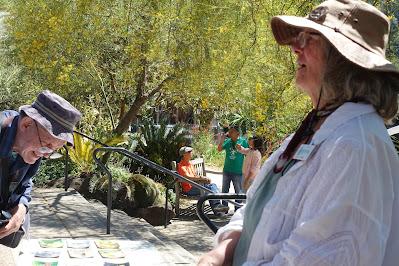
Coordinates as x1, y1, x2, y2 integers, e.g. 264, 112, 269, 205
98, 249, 125, 259
34, 250, 61, 258
32, 260, 58, 266
67, 239, 90, 249
95, 240, 120, 249
38, 239, 64, 248
67, 248, 94, 258
103, 262, 130, 266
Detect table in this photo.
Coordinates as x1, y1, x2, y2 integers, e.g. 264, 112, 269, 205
17, 238, 168, 266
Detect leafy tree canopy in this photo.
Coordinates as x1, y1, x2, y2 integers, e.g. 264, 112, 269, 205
2, 0, 398, 149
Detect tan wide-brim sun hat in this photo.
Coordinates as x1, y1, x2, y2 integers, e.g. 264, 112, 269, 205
271, 0, 399, 76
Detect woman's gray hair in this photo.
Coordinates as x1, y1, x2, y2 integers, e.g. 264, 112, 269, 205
321, 45, 399, 123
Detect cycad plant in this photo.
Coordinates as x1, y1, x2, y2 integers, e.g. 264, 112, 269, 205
131, 120, 190, 184
68, 132, 127, 177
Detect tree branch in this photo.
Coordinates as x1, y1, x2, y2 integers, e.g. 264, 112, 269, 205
145, 75, 174, 98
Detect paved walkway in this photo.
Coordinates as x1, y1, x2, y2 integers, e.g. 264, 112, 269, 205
154, 166, 237, 259
0, 166, 235, 265
2, 188, 197, 266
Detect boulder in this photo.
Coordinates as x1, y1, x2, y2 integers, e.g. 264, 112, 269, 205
133, 205, 176, 226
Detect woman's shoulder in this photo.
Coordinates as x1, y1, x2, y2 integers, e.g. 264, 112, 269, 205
318, 116, 394, 163
328, 111, 391, 147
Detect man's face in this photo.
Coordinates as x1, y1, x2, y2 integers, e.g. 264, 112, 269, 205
183, 151, 192, 161
228, 128, 239, 141
18, 117, 66, 164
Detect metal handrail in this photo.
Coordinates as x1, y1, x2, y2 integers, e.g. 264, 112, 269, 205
92, 146, 241, 234
63, 145, 69, 191
196, 193, 247, 234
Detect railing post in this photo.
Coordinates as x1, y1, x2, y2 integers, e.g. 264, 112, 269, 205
63, 145, 69, 191
164, 183, 169, 228
107, 164, 112, 234
93, 148, 113, 234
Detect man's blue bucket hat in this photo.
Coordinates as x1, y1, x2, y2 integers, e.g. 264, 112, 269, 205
19, 90, 81, 146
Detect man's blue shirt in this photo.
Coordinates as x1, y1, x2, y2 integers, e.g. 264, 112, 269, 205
0, 111, 41, 211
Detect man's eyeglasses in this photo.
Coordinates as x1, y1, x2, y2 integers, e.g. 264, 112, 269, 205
291, 31, 321, 49
34, 121, 54, 154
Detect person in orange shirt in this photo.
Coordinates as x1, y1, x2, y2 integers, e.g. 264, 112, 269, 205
177, 146, 228, 215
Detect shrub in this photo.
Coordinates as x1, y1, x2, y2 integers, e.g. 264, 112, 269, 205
130, 120, 190, 184
192, 131, 225, 168
33, 158, 67, 187
91, 165, 173, 212
68, 132, 127, 176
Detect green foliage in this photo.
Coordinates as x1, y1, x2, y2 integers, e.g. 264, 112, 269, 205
131, 120, 189, 183
3, 0, 320, 142
77, 101, 115, 141
192, 131, 225, 168
33, 158, 66, 187
0, 59, 40, 111
0, 12, 40, 110
68, 132, 127, 175
3, 0, 396, 157
384, 0, 399, 68
105, 165, 133, 183
218, 112, 257, 135
0, 1, 8, 10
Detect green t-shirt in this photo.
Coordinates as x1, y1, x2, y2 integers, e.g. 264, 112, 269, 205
222, 137, 249, 174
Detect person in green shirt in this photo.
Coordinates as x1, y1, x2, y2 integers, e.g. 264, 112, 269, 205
217, 125, 249, 210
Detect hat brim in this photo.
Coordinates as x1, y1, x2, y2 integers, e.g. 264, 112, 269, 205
271, 15, 399, 75
20, 105, 74, 146
179, 147, 193, 156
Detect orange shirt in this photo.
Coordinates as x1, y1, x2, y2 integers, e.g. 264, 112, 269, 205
177, 160, 196, 193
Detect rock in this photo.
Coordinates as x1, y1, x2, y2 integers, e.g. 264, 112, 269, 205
133, 205, 176, 226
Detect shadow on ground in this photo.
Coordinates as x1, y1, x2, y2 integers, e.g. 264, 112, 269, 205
155, 198, 232, 261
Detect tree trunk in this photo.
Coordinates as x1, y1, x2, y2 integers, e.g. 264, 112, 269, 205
119, 98, 126, 121
114, 75, 174, 135
114, 96, 146, 135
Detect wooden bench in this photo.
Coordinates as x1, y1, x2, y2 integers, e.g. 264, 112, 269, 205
171, 157, 208, 217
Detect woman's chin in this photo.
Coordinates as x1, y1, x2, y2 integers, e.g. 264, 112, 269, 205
21, 154, 40, 164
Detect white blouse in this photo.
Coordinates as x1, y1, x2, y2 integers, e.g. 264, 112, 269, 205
215, 102, 399, 266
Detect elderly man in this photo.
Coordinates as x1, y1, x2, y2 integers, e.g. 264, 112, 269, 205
0, 90, 81, 248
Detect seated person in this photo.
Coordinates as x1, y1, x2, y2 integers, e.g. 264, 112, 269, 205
177, 146, 228, 214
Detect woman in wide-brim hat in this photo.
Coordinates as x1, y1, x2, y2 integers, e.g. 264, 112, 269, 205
198, 0, 399, 265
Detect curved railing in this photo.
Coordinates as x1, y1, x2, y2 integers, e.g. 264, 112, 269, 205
196, 193, 247, 234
